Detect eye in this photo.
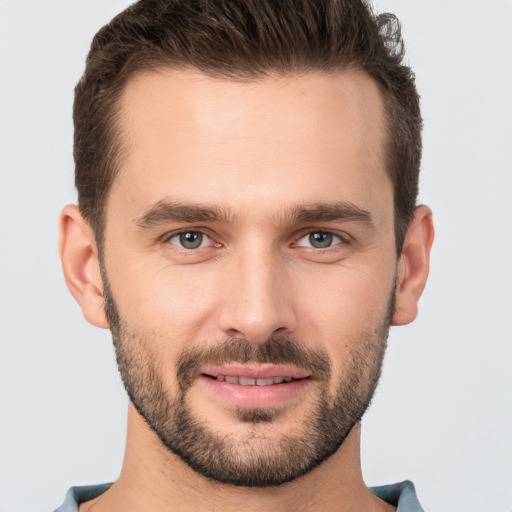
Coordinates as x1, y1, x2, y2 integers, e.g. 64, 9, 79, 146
296, 231, 344, 249
168, 231, 210, 250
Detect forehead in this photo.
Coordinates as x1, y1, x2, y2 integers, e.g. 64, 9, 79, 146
110, 68, 390, 224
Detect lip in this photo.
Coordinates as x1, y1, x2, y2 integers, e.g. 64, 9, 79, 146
201, 364, 311, 380
198, 365, 312, 409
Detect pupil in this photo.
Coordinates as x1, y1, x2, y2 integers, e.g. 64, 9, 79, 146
180, 232, 202, 249
310, 232, 332, 248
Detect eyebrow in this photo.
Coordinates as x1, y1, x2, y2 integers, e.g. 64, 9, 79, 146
134, 199, 373, 229
134, 200, 237, 228
282, 202, 373, 227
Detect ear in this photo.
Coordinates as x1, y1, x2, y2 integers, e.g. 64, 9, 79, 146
392, 205, 435, 326
59, 205, 109, 329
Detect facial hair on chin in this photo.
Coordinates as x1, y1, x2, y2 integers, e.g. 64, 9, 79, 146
101, 270, 393, 487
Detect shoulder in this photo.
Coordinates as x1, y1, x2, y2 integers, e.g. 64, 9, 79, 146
370, 480, 425, 512
53, 483, 112, 512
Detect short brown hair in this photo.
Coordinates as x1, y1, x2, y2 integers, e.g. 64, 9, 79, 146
74, 0, 422, 253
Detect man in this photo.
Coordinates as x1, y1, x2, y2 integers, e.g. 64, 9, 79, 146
56, 0, 434, 510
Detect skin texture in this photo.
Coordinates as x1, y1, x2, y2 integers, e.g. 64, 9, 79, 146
59, 69, 434, 512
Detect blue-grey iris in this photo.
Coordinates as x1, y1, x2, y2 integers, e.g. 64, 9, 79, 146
180, 231, 203, 249
310, 232, 333, 248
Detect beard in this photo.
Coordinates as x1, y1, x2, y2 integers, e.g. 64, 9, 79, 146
102, 273, 393, 488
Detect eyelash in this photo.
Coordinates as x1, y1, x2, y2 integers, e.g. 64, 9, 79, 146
292, 230, 350, 251
163, 229, 351, 252
164, 229, 219, 251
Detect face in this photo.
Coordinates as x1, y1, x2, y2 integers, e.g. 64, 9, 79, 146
101, 69, 398, 486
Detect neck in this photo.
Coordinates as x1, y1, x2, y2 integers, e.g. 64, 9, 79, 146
80, 404, 394, 512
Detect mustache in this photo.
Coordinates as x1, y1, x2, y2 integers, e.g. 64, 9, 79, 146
176, 336, 332, 390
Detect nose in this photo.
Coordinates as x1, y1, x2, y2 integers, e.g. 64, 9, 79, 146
217, 244, 298, 344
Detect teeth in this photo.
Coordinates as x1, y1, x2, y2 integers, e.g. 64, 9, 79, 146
214, 375, 295, 386
256, 378, 275, 386
239, 377, 256, 386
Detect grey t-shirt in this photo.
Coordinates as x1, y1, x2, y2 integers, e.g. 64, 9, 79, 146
54, 480, 424, 511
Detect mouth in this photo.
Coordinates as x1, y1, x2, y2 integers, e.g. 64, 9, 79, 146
205, 374, 299, 386
198, 365, 312, 409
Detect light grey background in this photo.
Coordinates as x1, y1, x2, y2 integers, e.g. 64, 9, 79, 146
0, 1, 511, 511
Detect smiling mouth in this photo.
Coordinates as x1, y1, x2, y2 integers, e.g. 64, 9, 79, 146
198, 366, 312, 408
202, 374, 304, 386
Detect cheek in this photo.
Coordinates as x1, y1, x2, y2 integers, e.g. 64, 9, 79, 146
296, 264, 394, 367
300, 263, 394, 326
109, 257, 222, 343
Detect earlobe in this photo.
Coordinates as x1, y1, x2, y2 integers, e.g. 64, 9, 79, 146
58, 205, 109, 329
392, 205, 435, 326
